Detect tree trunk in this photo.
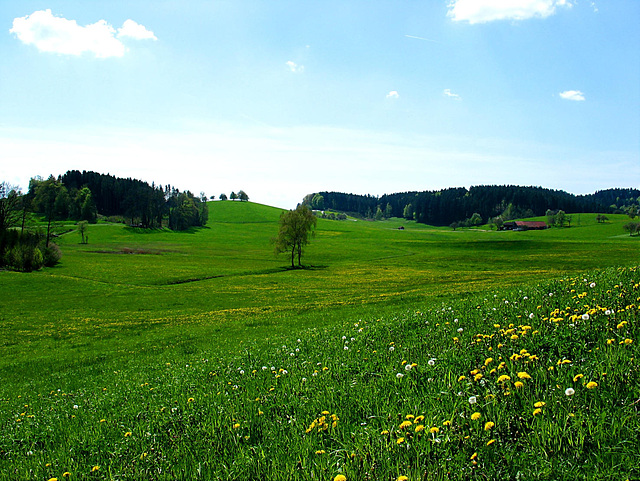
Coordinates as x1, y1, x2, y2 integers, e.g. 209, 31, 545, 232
290, 244, 295, 268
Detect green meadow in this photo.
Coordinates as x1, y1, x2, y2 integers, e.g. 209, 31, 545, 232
1, 201, 638, 480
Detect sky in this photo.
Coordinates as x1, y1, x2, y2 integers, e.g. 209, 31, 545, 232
1, 0, 638, 209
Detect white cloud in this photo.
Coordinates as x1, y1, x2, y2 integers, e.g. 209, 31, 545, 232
286, 60, 304, 73
447, 0, 573, 24
559, 90, 585, 101
10, 10, 155, 58
443, 89, 462, 100
386, 91, 399, 99
117, 19, 157, 41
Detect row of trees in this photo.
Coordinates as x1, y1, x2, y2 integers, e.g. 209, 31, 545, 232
309, 186, 640, 226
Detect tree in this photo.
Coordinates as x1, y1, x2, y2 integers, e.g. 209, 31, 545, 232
32, 176, 63, 247
623, 222, 640, 236
546, 209, 556, 226
0, 182, 21, 233
238, 190, 249, 202
273, 205, 317, 268
219, 193, 228, 201
374, 206, 383, 221
230, 191, 238, 201
556, 210, 566, 227
384, 203, 393, 219
78, 221, 89, 244
311, 194, 324, 211
469, 212, 482, 226
403, 203, 413, 220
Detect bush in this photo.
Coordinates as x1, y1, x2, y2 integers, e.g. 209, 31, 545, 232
42, 243, 62, 266
3, 244, 44, 272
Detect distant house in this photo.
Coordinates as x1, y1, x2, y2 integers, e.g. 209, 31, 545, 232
502, 221, 548, 231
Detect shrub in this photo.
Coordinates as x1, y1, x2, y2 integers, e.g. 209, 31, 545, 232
42, 243, 62, 266
3, 244, 44, 272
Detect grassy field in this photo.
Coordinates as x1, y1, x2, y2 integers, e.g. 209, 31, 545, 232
0, 202, 638, 479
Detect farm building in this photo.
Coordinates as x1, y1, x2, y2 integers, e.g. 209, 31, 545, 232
502, 221, 548, 231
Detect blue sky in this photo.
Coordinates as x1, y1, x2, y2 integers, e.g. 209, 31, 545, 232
1, 0, 638, 208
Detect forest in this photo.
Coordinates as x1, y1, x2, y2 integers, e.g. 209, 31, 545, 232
304, 186, 640, 226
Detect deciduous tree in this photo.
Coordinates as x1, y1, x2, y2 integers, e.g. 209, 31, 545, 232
274, 205, 317, 268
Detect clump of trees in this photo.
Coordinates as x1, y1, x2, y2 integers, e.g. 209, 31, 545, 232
0, 181, 62, 272
219, 190, 249, 202
273, 205, 317, 268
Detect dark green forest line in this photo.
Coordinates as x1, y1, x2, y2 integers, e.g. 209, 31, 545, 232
303, 186, 640, 226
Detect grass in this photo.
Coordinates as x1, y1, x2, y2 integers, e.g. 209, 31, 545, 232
0, 201, 638, 479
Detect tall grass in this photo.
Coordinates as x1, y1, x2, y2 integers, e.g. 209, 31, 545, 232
1, 267, 637, 480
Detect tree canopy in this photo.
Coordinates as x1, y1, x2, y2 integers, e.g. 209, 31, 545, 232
273, 205, 317, 268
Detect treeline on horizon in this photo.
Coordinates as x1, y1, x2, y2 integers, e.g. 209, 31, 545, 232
303, 186, 640, 226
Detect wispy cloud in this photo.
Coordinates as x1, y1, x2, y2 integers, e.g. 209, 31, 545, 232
443, 89, 462, 100
447, 0, 573, 24
559, 90, 585, 101
286, 60, 304, 73
386, 91, 400, 99
404, 34, 441, 44
10, 10, 156, 58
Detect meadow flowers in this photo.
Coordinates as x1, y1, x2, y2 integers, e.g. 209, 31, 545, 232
586, 381, 598, 389
565, 387, 575, 396
471, 412, 481, 421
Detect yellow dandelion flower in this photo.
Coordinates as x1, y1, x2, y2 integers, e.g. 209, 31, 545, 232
484, 421, 495, 431
497, 375, 510, 383
471, 452, 478, 460
321, 410, 330, 415
99, 419, 106, 423
414, 415, 425, 423
233, 423, 240, 429
474, 373, 483, 381
316, 450, 326, 455
533, 408, 542, 416
399, 420, 412, 429
405, 414, 415, 420
514, 381, 524, 389
458, 375, 467, 382
48, 478, 58, 481
607, 339, 615, 345
397, 476, 409, 481
334, 475, 346, 481
397, 437, 405, 444
381, 430, 389, 435
124, 431, 132, 437
573, 374, 584, 382
534, 401, 546, 408
91, 466, 100, 472
187, 397, 194, 403
624, 338, 633, 345
415, 424, 425, 432
484, 357, 493, 366
586, 381, 598, 389
517, 372, 531, 379
471, 412, 481, 421
486, 439, 496, 446
429, 426, 440, 433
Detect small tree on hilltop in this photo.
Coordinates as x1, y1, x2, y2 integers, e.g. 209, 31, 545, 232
273, 205, 317, 268
238, 190, 249, 202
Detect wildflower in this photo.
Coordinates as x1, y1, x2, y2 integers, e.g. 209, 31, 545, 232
389, 346, 395, 351
398, 477, 409, 481
396, 373, 404, 379
334, 475, 347, 481
48, 479, 58, 481
590, 282, 596, 288
316, 450, 326, 455
414, 415, 424, 422
625, 338, 633, 345
607, 339, 615, 345
233, 423, 240, 429
91, 466, 100, 472
582, 314, 589, 321
474, 373, 483, 381
497, 375, 511, 383
405, 364, 412, 371
468, 396, 477, 404
486, 439, 496, 446
517, 372, 531, 380
617, 321, 627, 329
187, 397, 194, 403
125, 431, 132, 437
484, 421, 494, 430
573, 374, 584, 382
514, 381, 524, 389
428, 358, 436, 366
458, 375, 467, 382
471, 412, 481, 421
399, 421, 412, 429
397, 437, 405, 444
484, 357, 493, 366
586, 381, 598, 389
415, 424, 425, 432
565, 387, 575, 396
429, 426, 440, 433
470, 452, 478, 460
381, 430, 389, 435
533, 408, 542, 416
534, 401, 546, 408
442, 420, 451, 426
